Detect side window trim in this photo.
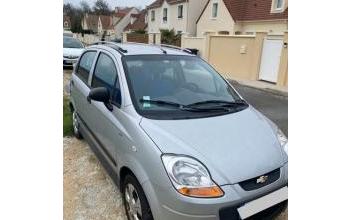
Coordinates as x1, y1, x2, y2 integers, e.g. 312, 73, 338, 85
87, 49, 100, 87
75, 49, 98, 87
90, 50, 123, 108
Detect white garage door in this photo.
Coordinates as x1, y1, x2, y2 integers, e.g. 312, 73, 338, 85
259, 38, 283, 83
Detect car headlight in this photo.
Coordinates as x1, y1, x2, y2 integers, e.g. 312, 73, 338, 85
161, 154, 224, 198
277, 129, 288, 155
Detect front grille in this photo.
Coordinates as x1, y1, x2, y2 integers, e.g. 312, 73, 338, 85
239, 168, 280, 191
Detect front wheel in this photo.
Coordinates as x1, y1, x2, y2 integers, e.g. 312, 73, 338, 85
122, 174, 153, 220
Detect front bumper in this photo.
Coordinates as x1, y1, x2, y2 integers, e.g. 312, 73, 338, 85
63, 58, 78, 67
144, 163, 288, 220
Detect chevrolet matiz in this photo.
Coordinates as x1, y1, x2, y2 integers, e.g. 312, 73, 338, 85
69, 42, 288, 220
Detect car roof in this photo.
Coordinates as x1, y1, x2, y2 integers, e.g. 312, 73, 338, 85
88, 42, 195, 56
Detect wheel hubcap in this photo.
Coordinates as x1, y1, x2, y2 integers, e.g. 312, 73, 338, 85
125, 184, 142, 220
72, 111, 79, 134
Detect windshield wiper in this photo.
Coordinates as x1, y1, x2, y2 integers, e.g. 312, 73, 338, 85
139, 99, 231, 112
187, 99, 248, 107
140, 99, 182, 107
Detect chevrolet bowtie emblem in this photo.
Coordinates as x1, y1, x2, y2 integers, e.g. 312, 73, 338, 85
256, 175, 268, 184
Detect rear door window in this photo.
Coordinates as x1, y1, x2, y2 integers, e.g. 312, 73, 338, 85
76, 51, 96, 84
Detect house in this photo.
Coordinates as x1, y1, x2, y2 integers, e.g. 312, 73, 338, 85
81, 14, 115, 36
124, 10, 148, 32
63, 15, 71, 30
98, 15, 115, 36
82, 14, 99, 33
112, 7, 139, 38
112, 7, 132, 25
114, 7, 135, 15
146, 0, 208, 36
196, 0, 288, 36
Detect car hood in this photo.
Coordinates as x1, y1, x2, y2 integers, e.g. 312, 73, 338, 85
63, 47, 84, 57
140, 107, 287, 185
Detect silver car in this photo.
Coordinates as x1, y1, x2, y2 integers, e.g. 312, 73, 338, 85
69, 42, 288, 220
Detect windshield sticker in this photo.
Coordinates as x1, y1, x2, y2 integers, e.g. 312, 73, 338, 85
143, 96, 151, 108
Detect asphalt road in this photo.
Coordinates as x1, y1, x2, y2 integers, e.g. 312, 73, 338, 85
231, 82, 288, 136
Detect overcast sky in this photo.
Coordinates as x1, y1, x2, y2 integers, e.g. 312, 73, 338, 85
63, 0, 155, 9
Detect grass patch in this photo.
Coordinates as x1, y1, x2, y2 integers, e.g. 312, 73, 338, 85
63, 96, 73, 136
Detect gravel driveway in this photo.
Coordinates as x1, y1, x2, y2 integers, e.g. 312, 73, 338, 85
63, 70, 287, 220
64, 137, 127, 220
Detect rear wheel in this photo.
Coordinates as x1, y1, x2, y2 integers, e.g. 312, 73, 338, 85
72, 110, 82, 139
122, 174, 153, 220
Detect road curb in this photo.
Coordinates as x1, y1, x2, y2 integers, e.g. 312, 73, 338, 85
228, 79, 288, 98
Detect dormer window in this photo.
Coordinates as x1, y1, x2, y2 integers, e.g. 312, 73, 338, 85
272, 0, 285, 12
275, 0, 284, 9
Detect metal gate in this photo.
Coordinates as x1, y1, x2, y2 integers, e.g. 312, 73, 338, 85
259, 37, 284, 83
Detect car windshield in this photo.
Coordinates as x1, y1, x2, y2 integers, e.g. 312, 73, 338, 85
63, 37, 83, 48
123, 55, 247, 119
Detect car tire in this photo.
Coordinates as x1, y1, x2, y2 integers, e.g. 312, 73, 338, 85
122, 174, 153, 220
72, 110, 82, 139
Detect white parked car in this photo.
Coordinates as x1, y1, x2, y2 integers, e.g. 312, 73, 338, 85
63, 36, 84, 67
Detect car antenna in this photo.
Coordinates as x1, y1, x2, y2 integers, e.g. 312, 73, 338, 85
159, 45, 167, 54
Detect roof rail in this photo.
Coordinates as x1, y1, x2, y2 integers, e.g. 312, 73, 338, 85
159, 44, 193, 54
89, 41, 128, 55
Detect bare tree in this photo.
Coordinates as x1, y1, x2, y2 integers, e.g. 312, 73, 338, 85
63, 3, 83, 33
80, 1, 91, 13
93, 0, 111, 15
63, 3, 74, 15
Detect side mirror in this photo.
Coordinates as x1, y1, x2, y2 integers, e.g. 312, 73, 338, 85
88, 87, 110, 103
88, 87, 114, 111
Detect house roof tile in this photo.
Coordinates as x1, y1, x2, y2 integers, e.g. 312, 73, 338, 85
124, 10, 148, 31
83, 14, 115, 31
223, 0, 288, 21
113, 7, 138, 26
99, 15, 114, 30
84, 14, 99, 31
197, 0, 287, 23
115, 7, 134, 14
